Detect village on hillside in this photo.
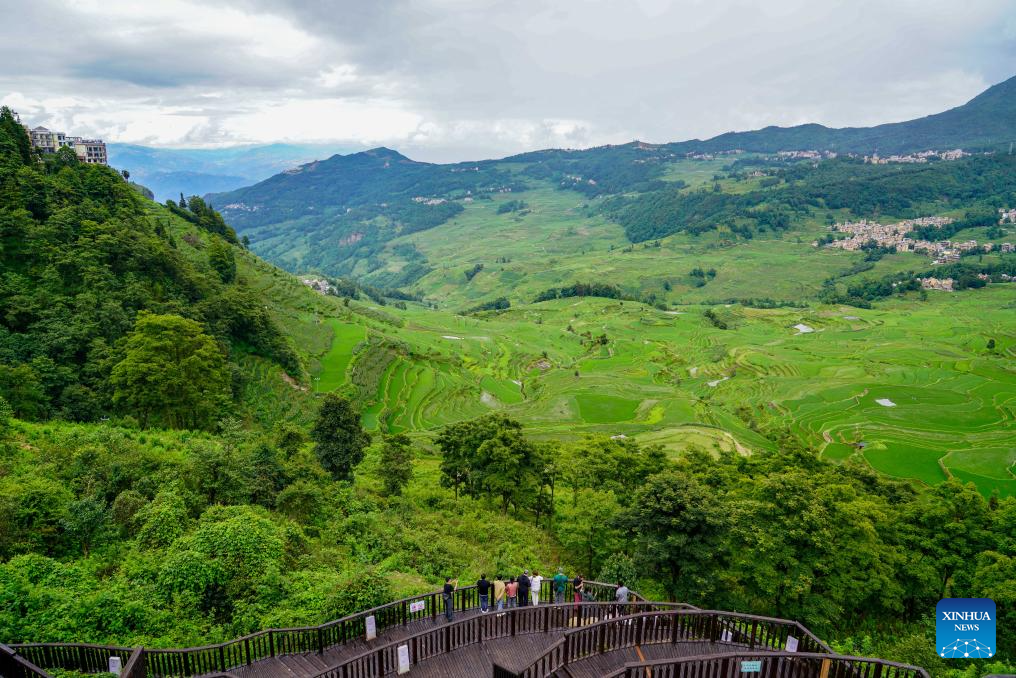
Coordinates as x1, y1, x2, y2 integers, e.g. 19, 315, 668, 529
818, 213, 1014, 264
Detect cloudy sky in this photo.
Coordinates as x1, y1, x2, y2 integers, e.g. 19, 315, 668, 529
3, 0, 1015, 162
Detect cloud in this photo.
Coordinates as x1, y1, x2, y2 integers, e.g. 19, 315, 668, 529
1, 0, 1013, 161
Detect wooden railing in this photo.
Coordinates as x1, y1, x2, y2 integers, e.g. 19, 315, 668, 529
0, 643, 54, 678
600, 651, 931, 678
310, 604, 813, 678
495, 609, 835, 678
7, 580, 631, 678
10, 643, 135, 676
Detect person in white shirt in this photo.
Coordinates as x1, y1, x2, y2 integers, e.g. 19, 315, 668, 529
530, 571, 543, 606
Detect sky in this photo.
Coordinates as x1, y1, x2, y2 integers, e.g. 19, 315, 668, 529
3, 0, 1015, 162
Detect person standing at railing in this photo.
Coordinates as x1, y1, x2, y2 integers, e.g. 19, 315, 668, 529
477, 574, 491, 613
553, 569, 568, 604
530, 571, 543, 606
614, 581, 629, 617
572, 573, 584, 603
518, 571, 530, 606
506, 577, 518, 608
493, 575, 506, 613
443, 577, 458, 621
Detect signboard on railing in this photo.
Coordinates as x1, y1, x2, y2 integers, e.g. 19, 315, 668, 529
397, 644, 410, 674
786, 635, 799, 652
741, 660, 762, 673
721, 630, 733, 642
410, 600, 426, 614
365, 615, 377, 641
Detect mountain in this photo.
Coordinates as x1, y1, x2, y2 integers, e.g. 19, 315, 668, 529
208, 147, 524, 277
208, 74, 1016, 284
676, 74, 1016, 155
107, 142, 352, 201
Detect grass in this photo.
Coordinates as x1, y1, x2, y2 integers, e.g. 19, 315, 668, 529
315, 320, 367, 391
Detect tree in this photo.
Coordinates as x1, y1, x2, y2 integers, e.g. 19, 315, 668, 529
0, 395, 11, 439
63, 497, 108, 556
273, 422, 308, 458
110, 313, 230, 429
0, 364, 48, 420
208, 238, 237, 283
378, 434, 414, 496
311, 393, 370, 481
616, 470, 726, 602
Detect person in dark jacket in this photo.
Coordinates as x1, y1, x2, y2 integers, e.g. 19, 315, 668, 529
477, 574, 491, 613
517, 570, 531, 607
443, 577, 457, 621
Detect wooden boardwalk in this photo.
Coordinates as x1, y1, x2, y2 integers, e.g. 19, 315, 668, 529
220, 611, 751, 678
8, 602, 930, 678
226, 609, 491, 678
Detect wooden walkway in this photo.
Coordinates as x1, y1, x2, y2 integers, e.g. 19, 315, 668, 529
220, 613, 747, 678
558, 641, 749, 677
226, 609, 491, 678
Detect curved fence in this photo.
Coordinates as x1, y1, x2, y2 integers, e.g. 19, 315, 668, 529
312, 605, 816, 678
494, 609, 833, 678
601, 651, 931, 678
7, 580, 633, 678
1, 643, 53, 678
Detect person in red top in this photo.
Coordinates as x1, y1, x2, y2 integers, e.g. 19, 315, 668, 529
505, 577, 519, 608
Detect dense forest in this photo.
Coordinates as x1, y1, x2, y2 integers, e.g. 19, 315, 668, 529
0, 108, 299, 426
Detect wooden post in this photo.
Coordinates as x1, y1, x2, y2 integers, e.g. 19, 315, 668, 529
511, 610, 517, 637
317, 628, 324, 655
402, 600, 408, 626
244, 638, 250, 665
269, 631, 275, 658
182, 652, 190, 677
218, 646, 225, 672
431, 593, 437, 621
819, 659, 831, 678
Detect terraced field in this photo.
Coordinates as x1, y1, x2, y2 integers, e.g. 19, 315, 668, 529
308, 287, 1016, 497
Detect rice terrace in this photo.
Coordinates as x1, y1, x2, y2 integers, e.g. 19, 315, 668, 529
307, 285, 1016, 497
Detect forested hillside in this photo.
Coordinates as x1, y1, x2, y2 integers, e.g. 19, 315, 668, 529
0, 108, 303, 427
209, 148, 525, 278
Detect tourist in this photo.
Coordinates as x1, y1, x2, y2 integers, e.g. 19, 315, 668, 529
518, 570, 531, 606
506, 577, 518, 608
615, 581, 630, 615
477, 573, 491, 613
530, 571, 543, 606
443, 576, 457, 621
553, 568, 568, 604
573, 573, 584, 603
494, 574, 506, 613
